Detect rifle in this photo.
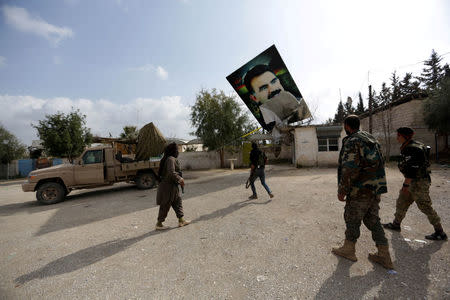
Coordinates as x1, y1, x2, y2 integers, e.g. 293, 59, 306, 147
178, 171, 184, 193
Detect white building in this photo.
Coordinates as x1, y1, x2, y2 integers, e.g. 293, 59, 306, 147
292, 125, 345, 167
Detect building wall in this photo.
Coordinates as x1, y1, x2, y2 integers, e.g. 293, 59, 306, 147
294, 127, 318, 167
266, 145, 293, 161
293, 126, 345, 167
360, 99, 445, 156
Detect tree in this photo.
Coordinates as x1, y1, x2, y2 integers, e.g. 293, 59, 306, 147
333, 100, 345, 124
33, 109, 93, 159
120, 125, 138, 140
418, 49, 443, 92
324, 118, 334, 125
399, 72, 422, 97
356, 92, 365, 114
344, 96, 355, 115
190, 89, 255, 167
390, 71, 401, 101
443, 63, 450, 79
377, 82, 391, 106
0, 125, 26, 164
377, 82, 393, 160
369, 88, 379, 109
423, 77, 450, 150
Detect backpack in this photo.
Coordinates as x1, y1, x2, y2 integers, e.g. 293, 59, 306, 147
257, 151, 267, 167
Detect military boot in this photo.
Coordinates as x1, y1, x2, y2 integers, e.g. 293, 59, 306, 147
178, 218, 191, 227
155, 222, 169, 230
332, 239, 357, 262
425, 224, 448, 241
368, 245, 394, 269
383, 221, 401, 231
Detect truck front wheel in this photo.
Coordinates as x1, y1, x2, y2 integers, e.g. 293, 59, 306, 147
36, 182, 65, 205
136, 172, 156, 189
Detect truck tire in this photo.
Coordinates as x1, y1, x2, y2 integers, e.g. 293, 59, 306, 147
136, 172, 156, 189
36, 182, 65, 205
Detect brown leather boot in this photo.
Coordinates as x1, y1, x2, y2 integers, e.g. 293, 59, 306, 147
368, 245, 394, 269
178, 218, 191, 227
332, 239, 357, 262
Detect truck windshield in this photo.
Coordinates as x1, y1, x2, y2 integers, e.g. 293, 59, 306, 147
82, 150, 103, 164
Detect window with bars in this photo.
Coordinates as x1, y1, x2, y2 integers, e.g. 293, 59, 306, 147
318, 137, 339, 152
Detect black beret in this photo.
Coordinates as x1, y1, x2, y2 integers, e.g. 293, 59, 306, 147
396, 127, 414, 136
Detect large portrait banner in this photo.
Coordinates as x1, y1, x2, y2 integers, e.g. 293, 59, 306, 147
226, 45, 311, 140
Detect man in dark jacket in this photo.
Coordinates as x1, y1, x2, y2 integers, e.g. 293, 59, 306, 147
248, 142, 274, 200
383, 127, 447, 241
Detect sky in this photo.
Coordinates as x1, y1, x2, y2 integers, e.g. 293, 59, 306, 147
1, 0, 449, 146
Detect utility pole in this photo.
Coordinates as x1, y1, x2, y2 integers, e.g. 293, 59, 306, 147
368, 85, 373, 134
3, 140, 9, 180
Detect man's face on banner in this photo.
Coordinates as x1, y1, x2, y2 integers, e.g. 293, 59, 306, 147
249, 71, 285, 104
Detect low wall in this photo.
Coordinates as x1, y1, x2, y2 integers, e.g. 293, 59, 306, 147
0, 158, 70, 179
178, 152, 220, 170
178, 150, 245, 170
0, 161, 19, 179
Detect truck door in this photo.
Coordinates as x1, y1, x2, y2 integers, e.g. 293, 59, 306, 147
74, 150, 105, 185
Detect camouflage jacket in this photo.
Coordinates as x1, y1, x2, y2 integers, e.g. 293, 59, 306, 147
398, 139, 431, 180
338, 130, 387, 195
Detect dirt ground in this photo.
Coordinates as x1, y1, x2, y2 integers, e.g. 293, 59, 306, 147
0, 163, 449, 299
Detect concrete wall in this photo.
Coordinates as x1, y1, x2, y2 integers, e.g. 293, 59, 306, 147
360, 99, 446, 156
294, 127, 318, 167
266, 145, 293, 162
293, 126, 345, 167
0, 160, 19, 179
178, 150, 245, 170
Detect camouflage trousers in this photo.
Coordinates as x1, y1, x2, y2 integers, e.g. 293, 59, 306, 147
344, 189, 388, 246
394, 179, 441, 226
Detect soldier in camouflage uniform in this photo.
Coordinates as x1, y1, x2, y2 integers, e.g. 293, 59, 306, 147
332, 115, 394, 269
383, 127, 447, 241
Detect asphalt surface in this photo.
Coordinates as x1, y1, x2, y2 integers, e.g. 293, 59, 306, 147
0, 164, 449, 299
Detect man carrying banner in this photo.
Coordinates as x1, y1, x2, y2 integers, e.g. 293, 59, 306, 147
248, 142, 274, 200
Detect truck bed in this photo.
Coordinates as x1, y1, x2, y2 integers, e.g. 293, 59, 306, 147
120, 160, 160, 172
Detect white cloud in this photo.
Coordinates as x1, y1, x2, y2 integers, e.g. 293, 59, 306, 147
128, 64, 169, 80
0, 95, 193, 146
2, 5, 74, 45
53, 56, 62, 65
64, 0, 79, 5
156, 66, 169, 80
0, 56, 5, 67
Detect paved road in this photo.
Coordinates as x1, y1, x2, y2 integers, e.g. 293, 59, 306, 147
0, 164, 449, 299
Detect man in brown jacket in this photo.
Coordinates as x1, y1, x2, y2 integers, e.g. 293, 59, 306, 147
155, 143, 190, 230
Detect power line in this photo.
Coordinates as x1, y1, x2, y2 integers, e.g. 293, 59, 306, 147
366, 50, 450, 87
395, 51, 450, 70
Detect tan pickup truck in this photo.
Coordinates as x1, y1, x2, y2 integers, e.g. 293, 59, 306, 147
22, 145, 159, 204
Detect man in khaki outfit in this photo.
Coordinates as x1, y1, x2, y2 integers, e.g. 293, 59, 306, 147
383, 127, 447, 241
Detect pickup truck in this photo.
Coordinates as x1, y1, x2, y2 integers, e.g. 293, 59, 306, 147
22, 145, 159, 204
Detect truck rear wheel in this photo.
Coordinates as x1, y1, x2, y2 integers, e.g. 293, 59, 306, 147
136, 172, 156, 189
36, 182, 65, 205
